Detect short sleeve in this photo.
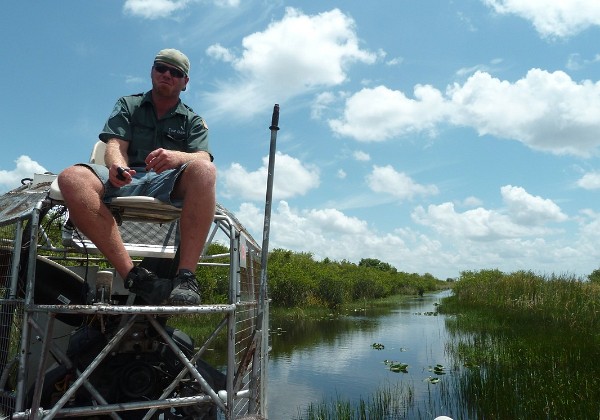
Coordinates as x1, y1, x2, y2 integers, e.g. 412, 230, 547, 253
187, 114, 211, 157
99, 97, 133, 143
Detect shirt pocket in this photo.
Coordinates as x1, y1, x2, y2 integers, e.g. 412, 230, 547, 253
161, 130, 187, 151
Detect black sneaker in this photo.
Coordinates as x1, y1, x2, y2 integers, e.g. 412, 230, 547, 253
124, 266, 172, 305
168, 270, 201, 305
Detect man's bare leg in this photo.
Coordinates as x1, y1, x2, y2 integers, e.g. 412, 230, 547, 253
168, 159, 216, 305
57, 166, 134, 278
173, 159, 217, 272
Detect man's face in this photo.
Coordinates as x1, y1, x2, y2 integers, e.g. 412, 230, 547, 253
151, 62, 189, 98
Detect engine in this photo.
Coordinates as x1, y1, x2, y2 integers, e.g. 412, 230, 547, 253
36, 317, 224, 419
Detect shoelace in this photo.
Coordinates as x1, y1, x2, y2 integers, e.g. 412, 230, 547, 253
177, 275, 200, 293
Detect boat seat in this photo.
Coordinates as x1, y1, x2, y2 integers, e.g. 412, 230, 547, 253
46, 141, 183, 257
48, 141, 182, 223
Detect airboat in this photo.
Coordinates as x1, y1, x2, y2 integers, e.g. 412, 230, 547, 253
0, 106, 279, 419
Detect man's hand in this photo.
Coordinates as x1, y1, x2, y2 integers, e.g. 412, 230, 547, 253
110, 164, 136, 187
145, 148, 182, 173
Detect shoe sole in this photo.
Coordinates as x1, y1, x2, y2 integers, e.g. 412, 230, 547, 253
168, 295, 200, 305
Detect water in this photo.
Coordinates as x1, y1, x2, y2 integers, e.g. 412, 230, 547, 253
267, 291, 452, 419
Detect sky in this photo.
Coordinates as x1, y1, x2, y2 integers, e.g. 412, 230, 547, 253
1, 0, 600, 280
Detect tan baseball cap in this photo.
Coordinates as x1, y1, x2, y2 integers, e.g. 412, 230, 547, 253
154, 48, 190, 76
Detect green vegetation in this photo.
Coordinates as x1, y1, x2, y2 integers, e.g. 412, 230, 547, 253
266, 248, 447, 309
435, 269, 600, 419
296, 383, 415, 420
441, 268, 600, 330
295, 268, 600, 419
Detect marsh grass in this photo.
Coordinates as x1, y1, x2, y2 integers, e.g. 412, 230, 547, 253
295, 384, 414, 420
295, 269, 600, 419
439, 269, 600, 419
442, 269, 600, 330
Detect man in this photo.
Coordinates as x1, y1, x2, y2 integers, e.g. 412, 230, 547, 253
57, 48, 216, 305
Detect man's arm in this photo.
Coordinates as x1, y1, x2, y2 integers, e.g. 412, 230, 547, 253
105, 138, 136, 185
144, 149, 211, 174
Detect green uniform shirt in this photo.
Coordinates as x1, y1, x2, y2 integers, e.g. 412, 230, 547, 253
99, 91, 211, 167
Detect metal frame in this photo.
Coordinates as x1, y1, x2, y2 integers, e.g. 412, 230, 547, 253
0, 178, 269, 419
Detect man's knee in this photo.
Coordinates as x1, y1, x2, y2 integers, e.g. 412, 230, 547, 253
58, 165, 102, 196
184, 160, 216, 186
175, 160, 215, 201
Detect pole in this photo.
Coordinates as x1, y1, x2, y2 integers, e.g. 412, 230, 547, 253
260, 104, 279, 276
259, 104, 279, 419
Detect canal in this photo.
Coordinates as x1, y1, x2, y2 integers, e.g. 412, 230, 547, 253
267, 290, 452, 419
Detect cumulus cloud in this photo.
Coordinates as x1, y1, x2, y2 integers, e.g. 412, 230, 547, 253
220, 152, 320, 201
353, 151, 371, 162
482, 0, 600, 38
206, 43, 236, 63
366, 165, 438, 200
236, 201, 416, 269
0, 156, 47, 192
123, 0, 238, 19
412, 185, 566, 242
329, 69, 600, 157
576, 171, 600, 189
234, 197, 594, 279
501, 185, 568, 224
123, 0, 190, 19
202, 8, 377, 119
329, 85, 449, 141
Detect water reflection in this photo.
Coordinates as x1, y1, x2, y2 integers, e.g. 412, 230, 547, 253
268, 291, 452, 419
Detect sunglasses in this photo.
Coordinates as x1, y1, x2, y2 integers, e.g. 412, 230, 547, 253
154, 63, 185, 78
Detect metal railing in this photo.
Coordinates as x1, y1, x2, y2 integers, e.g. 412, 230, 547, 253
0, 178, 268, 419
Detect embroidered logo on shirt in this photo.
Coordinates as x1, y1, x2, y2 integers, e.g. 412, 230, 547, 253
167, 127, 186, 137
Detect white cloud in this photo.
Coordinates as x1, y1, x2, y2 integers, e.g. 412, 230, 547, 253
329, 85, 449, 141
236, 201, 417, 270
386, 57, 403, 66
366, 165, 439, 200
213, 0, 239, 6
0, 156, 47, 192
330, 69, 600, 157
123, 0, 238, 19
336, 169, 347, 179
448, 69, 600, 156
220, 152, 320, 201
458, 196, 483, 208
353, 151, 371, 162
413, 202, 524, 241
412, 185, 566, 242
123, 0, 190, 19
576, 171, 600, 190
203, 8, 377, 119
206, 43, 236, 63
483, 0, 600, 38
311, 91, 337, 119
234, 198, 595, 280
565, 53, 600, 72
501, 185, 568, 225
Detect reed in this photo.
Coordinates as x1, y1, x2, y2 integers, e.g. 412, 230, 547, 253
443, 269, 600, 331
295, 384, 412, 420
295, 269, 600, 419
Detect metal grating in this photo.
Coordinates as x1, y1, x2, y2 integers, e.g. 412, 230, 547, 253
0, 220, 25, 416
0, 179, 269, 419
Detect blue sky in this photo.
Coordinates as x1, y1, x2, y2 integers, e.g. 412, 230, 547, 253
1, 0, 600, 279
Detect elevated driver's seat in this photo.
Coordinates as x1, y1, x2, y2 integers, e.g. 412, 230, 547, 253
49, 141, 182, 223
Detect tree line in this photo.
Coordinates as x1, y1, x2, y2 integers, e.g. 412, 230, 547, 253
196, 246, 448, 308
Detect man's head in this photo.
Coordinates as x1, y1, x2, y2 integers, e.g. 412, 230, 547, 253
154, 49, 190, 77
151, 48, 190, 96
